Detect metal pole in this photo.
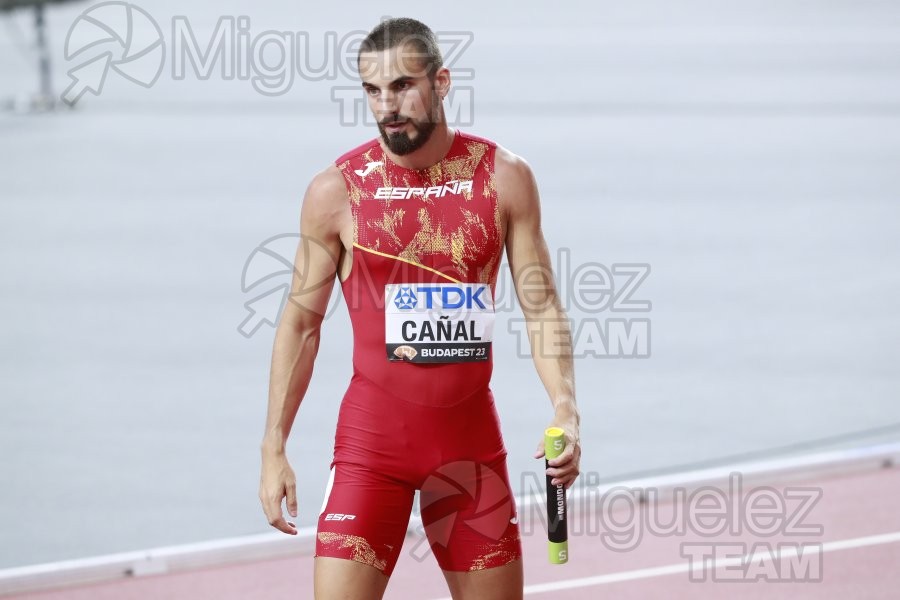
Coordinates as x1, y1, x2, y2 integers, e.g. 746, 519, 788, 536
35, 2, 53, 103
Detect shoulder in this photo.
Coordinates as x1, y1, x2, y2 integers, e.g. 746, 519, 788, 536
456, 130, 537, 194
493, 144, 540, 218
303, 138, 380, 211
335, 137, 381, 167
456, 130, 498, 151
302, 165, 348, 227
494, 144, 536, 184
307, 164, 347, 197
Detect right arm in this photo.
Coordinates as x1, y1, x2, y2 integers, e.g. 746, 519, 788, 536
258, 166, 348, 535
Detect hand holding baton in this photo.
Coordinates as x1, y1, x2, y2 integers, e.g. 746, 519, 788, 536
545, 426, 568, 564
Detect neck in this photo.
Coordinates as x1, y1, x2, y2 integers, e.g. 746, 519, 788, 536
381, 124, 455, 171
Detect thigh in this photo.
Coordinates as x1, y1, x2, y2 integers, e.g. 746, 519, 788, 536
442, 559, 523, 600
315, 461, 415, 581
314, 556, 390, 600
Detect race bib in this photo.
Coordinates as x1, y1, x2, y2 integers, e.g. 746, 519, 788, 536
385, 283, 494, 363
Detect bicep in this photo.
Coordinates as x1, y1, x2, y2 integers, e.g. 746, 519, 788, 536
282, 170, 346, 326
500, 155, 557, 316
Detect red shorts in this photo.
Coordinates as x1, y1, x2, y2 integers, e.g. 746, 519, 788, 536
315, 372, 522, 576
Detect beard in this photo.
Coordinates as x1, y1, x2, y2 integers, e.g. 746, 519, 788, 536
378, 93, 442, 156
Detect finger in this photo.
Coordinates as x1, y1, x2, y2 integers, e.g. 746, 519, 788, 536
260, 491, 292, 532
550, 474, 574, 486
547, 455, 581, 474
268, 516, 298, 535
547, 445, 574, 466
286, 483, 298, 518
551, 469, 582, 487
534, 441, 545, 459
546, 464, 579, 479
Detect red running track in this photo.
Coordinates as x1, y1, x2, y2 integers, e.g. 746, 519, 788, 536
6, 464, 900, 599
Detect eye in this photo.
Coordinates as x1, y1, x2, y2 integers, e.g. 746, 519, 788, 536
364, 86, 379, 97
396, 80, 412, 91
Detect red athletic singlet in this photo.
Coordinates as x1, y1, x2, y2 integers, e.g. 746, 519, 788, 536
315, 130, 522, 575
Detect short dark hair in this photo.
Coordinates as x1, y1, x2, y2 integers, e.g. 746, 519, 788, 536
358, 18, 443, 79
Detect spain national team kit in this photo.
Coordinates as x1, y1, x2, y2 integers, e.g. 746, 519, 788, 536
315, 129, 523, 574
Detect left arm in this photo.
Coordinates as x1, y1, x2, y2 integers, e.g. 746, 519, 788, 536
496, 147, 581, 489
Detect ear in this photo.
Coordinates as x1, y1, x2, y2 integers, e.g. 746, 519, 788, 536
433, 66, 451, 100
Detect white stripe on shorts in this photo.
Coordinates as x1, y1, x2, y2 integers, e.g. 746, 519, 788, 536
318, 465, 336, 517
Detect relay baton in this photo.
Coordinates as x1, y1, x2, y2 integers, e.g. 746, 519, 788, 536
545, 426, 569, 564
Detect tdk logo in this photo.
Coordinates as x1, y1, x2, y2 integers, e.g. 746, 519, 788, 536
394, 286, 418, 309
394, 286, 487, 310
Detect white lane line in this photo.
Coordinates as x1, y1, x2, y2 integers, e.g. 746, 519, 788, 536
428, 530, 900, 599
524, 531, 900, 595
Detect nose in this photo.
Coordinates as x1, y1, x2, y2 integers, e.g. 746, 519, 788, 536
375, 90, 399, 118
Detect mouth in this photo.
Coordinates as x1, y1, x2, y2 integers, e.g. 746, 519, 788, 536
383, 120, 408, 135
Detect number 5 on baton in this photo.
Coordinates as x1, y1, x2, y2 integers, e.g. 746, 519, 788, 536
545, 427, 568, 564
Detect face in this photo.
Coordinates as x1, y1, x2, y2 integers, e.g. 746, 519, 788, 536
359, 44, 447, 155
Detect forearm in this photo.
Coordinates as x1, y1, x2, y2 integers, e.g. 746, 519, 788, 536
261, 319, 321, 453
524, 300, 578, 422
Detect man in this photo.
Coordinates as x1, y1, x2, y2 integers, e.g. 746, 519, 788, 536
259, 18, 580, 600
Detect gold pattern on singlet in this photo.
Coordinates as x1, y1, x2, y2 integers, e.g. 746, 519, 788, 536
399, 208, 447, 264
369, 208, 406, 248
438, 141, 488, 201
486, 164, 502, 241
485, 165, 497, 197
343, 137, 501, 285
467, 530, 522, 571
317, 532, 389, 572
343, 170, 363, 207
396, 140, 497, 281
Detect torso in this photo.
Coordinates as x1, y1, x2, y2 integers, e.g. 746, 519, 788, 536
331, 128, 508, 406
